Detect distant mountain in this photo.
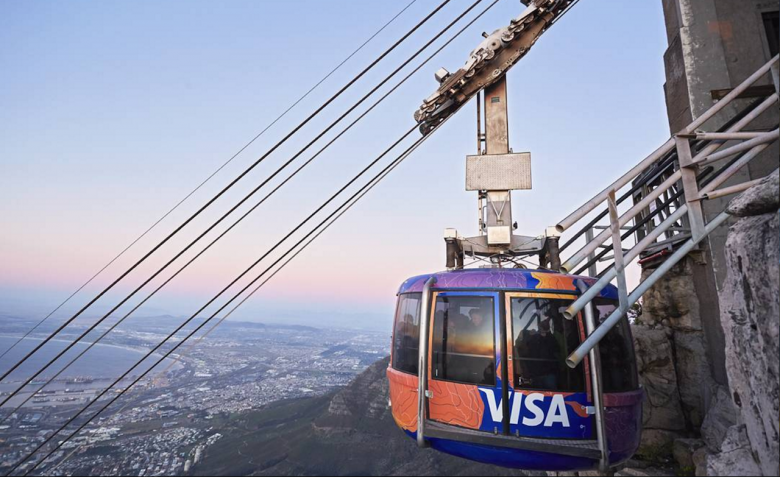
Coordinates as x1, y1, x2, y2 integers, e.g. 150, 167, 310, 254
195, 357, 536, 476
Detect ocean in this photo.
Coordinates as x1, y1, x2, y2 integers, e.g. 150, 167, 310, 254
0, 335, 179, 383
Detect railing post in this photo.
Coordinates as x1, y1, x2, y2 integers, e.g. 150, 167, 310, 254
577, 281, 610, 473
675, 136, 706, 241
567, 212, 731, 368
584, 227, 598, 277
607, 191, 629, 312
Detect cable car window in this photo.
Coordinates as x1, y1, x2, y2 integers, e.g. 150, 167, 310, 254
392, 293, 422, 375
511, 298, 585, 392
431, 295, 495, 386
593, 298, 639, 392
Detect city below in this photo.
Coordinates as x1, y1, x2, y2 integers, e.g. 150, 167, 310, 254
0, 315, 389, 476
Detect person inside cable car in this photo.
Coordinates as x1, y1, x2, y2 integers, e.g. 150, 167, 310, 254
523, 319, 560, 390
512, 298, 586, 393
432, 298, 495, 385
467, 308, 490, 334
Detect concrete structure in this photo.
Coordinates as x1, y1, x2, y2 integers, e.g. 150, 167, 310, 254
659, 0, 779, 388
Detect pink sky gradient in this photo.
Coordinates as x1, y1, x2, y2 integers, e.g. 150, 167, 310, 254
1, 0, 664, 329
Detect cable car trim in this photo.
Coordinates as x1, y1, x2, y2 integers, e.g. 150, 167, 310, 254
423, 419, 601, 459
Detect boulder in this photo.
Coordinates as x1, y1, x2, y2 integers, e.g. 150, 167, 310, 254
704, 425, 762, 476
632, 326, 686, 432
726, 169, 779, 217
673, 438, 705, 469
700, 384, 737, 451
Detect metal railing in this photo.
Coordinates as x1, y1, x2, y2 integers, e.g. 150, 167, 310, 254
551, 54, 779, 368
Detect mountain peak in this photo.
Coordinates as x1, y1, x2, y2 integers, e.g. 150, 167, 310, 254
196, 357, 533, 476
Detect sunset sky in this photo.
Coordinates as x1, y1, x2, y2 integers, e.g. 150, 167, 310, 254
0, 0, 668, 331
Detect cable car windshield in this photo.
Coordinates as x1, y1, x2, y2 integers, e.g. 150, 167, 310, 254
392, 293, 422, 375
431, 295, 495, 386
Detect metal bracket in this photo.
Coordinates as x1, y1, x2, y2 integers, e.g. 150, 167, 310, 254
607, 191, 629, 313
675, 136, 706, 240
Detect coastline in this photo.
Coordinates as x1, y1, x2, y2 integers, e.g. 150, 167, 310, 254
0, 334, 179, 360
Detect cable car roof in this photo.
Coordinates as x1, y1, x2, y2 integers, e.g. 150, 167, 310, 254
397, 268, 618, 299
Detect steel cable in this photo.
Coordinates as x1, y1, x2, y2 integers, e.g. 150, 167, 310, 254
0, 0, 454, 385
0, 0, 502, 422
0, 0, 418, 366
1, 0, 487, 402
13, 107, 459, 476
7, 123, 417, 476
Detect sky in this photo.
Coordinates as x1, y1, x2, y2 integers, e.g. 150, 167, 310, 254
0, 0, 670, 332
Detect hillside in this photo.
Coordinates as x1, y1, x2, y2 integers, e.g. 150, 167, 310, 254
195, 357, 536, 476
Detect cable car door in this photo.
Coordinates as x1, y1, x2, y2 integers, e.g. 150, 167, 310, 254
427, 291, 506, 434
505, 292, 594, 439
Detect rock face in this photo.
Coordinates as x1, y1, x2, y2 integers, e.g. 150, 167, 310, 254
640, 258, 703, 332
632, 325, 686, 447
671, 331, 713, 428
704, 425, 763, 476
714, 170, 779, 476
633, 256, 715, 445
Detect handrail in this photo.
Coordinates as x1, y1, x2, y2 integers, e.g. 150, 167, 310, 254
561, 92, 779, 273
555, 55, 778, 234
417, 276, 437, 448
559, 54, 779, 371
683, 55, 778, 133
699, 142, 774, 195
564, 206, 689, 320
696, 129, 779, 167
566, 212, 730, 368
558, 92, 774, 255
577, 281, 609, 473
701, 176, 767, 201
561, 172, 682, 272
555, 138, 676, 233
607, 191, 629, 313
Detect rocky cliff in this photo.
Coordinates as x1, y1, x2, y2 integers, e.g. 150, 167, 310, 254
631, 171, 779, 476
705, 170, 779, 476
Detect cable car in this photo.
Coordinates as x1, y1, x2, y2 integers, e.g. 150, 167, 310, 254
387, 267, 641, 471
394, 9, 645, 468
